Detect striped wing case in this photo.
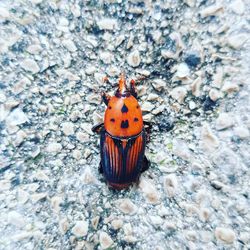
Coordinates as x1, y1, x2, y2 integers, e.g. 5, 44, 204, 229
100, 128, 146, 186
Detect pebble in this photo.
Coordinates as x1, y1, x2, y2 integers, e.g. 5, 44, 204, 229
31, 192, 47, 203
163, 174, 178, 198
215, 227, 235, 244
191, 77, 202, 97
6, 108, 29, 126
116, 198, 137, 214
173, 139, 193, 161
72, 149, 82, 160
26, 44, 42, 54
62, 39, 77, 52
209, 88, 222, 101
20, 58, 40, 74
46, 142, 62, 153
229, 0, 245, 15
189, 101, 196, 110
201, 123, 219, 153
141, 102, 155, 112
81, 167, 97, 184
200, 4, 223, 18
111, 219, 123, 230
14, 130, 27, 147
170, 86, 187, 103
99, 51, 113, 64
72, 221, 88, 237
61, 122, 75, 136
99, 232, 114, 249
127, 50, 141, 67
59, 218, 69, 234
97, 18, 118, 31
152, 79, 166, 91
227, 34, 248, 49
175, 63, 190, 79
139, 177, 160, 204
216, 113, 234, 130
51, 196, 63, 213
234, 126, 249, 139
221, 82, 239, 94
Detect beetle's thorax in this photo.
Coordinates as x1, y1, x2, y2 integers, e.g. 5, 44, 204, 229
104, 95, 143, 137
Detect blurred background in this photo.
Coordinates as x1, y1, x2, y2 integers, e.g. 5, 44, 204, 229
0, 0, 249, 249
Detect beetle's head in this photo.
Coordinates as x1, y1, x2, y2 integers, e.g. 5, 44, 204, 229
115, 73, 137, 98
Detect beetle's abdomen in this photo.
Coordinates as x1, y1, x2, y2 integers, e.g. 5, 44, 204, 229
100, 128, 146, 187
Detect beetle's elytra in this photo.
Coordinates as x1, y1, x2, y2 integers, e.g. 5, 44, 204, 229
92, 73, 151, 189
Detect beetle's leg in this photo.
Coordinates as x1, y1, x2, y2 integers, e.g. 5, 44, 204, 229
92, 123, 104, 133
102, 92, 111, 106
129, 79, 138, 98
144, 121, 152, 143
98, 162, 103, 174
141, 156, 150, 172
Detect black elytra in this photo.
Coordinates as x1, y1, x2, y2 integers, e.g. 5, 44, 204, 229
121, 120, 129, 128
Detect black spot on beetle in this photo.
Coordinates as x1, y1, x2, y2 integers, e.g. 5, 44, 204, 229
134, 118, 139, 122
121, 104, 128, 113
136, 105, 139, 109
108, 106, 112, 109
121, 120, 129, 128
110, 118, 115, 122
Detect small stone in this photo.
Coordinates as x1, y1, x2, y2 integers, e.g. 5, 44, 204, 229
216, 113, 234, 130
141, 102, 155, 112
175, 63, 190, 78
200, 4, 223, 18
123, 223, 133, 235
70, 94, 81, 105
152, 79, 166, 91
61, 122, 75, 136
201, 123, 219, 153
72, 149, 82, 160
184, 0, 196, 8
46, 142, 62, 153
229, 0, 245, 14
91, 216, 100, 230
163, 174, 178, 198
62, 39, 77, 52
111, 219, 123, 230
31, 192, 47, 203
127, 50, 141, 67
17, 189, 29, 204
6, 108, 29, 126
72, 221, 88, 237
26, 44, 42, 54
149, 215, 163, 226
139, 177, 160, 204
215, 227, 235, 244
170, 87, 187, 103
222, 82, 239, 93
173, 139, 193, 161
20, 59, 40, 74
189, 101, 196, 110
85, 66, 96, 75
97, 18, 118, 31
191, 77, 202, 97
59, 218, 69, 234
51, 196, 63, 213
32, 170, 49, 182
116, 198, 137, 214
7, 211, 26, 228
234, 126, 249, 139
209, 88, 222, 101
199, 208, 211, 222
81, 167, 97, 184
99, 232, 113, 249
14, 130, 27, 147
99, 51, 113, 64
227, 34, 248, 49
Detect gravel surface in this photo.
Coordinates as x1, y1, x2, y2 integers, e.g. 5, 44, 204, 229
0, 0, 250, 249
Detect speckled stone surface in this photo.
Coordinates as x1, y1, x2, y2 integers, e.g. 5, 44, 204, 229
0, 0, 249, 249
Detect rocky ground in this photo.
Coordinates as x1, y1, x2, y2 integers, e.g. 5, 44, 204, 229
0, 0, 249, 249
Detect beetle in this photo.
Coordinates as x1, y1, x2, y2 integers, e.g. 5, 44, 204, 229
92, 73, 151, 189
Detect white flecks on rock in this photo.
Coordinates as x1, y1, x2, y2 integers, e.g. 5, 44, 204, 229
200, 3, 223, 18
97, 18, 118, 31
139, 177, 160, 204
229, 0, 245, 14
72, 221, 88, 237
175, 63, 190, 79
7, 211, 26, 228
163, 174, 178, 198
6, 108, 29, 126
216, 113, 234, 130
215, 227, 235, 244
46, 142, 62, 153
170, 86, 187, 104
99, 232, 114, 249
127, 50, 141, 67
61, 122, 75, 136
226, 33, 248, 49
173, 139, 193, 161
62, 39, 77, 52
20, 58, 40, 74
116, 198, 137, 214
234, 126, 249, 139
200, 123, 219, 153
221, 82, 239, 94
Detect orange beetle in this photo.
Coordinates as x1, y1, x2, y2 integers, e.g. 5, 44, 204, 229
92, 73, 151, 189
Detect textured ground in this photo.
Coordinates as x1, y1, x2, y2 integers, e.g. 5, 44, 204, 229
0, 0, 249, 249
